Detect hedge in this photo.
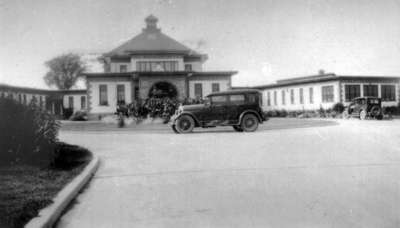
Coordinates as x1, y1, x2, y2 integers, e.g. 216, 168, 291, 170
0, 97, 60, 166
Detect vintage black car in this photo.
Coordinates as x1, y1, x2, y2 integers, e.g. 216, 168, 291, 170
170, 89, 267, 133
343, 97, 383, 120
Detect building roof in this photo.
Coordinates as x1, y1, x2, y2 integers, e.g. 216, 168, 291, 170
106, 15, 206, 60
0, 83, 86, 95
252, 74, 400, 89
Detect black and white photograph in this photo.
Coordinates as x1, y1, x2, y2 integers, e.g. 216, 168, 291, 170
1, 0, 400, 227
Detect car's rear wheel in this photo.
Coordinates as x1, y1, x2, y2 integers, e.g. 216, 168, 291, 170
359, 110, 367, 120
175, 115, 195, 133
233, 125, 243, 132
240, 114, 259, 132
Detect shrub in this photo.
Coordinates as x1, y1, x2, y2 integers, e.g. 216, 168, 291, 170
69, 110, 88, 121
0, 97, 60, 166
332, 102, 345, 114
383, 105, 400, 116
52, 142, 92, 169
63, 108, 73, 119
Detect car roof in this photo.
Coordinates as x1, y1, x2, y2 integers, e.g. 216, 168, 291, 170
206, 89, 261, 97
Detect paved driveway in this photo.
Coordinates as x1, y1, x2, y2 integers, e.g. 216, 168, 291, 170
57, 118, 400, 228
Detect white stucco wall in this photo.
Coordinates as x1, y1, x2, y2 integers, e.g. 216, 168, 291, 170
262, 81, 340, 111
188, 79, 230, 99
184, 61, 202, 71
110, 62, 131, 73
63, 94, 87, 112
89, 80, 132, 114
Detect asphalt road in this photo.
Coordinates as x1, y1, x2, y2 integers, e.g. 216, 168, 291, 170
56, 118, 400, 228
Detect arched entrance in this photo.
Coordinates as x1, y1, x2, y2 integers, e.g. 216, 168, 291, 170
148, 81, 178, 99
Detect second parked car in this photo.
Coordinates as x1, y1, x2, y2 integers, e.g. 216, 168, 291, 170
343, 97, 383, 120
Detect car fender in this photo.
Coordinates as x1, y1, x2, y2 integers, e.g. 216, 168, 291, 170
239, 110, 263, 124
173, 112, 201, 127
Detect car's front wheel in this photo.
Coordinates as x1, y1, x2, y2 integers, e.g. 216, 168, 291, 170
240, 114, 259, 132
175, 115, 195, 133
359, 110, 367, 120
233, 125, 243, 132
171, 125, 179, 133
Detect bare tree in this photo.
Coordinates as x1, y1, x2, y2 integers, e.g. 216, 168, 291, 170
44, 53, 86, 90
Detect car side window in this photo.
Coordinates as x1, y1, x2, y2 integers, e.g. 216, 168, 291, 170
247, 94, 257, 103
210, 95, 228, 105
229, 94, 245, 105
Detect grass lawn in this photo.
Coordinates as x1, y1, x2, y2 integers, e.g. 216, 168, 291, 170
0, 144, 92, 228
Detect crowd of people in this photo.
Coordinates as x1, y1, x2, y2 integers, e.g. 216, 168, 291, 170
116, 96, 204, 123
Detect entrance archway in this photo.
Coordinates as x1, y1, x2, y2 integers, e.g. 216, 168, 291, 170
148, 81, 178, 99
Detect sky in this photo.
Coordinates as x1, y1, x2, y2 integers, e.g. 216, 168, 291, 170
1, 0, 400, 89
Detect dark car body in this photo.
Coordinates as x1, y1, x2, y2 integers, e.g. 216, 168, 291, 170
171, 89, 267, 133
344, 97, 383, 120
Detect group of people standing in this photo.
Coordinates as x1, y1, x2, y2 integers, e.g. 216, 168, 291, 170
116, 97, 204, 123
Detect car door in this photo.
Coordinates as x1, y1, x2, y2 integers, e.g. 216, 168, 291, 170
203, 95, 228, 125
226, 94, 246, 124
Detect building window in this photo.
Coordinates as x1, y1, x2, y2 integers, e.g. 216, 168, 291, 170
119, 65, 128, 72
212, 83, 220, 92
281, 90, 285, 105
117, 84, 125, 104
381, 85, 396, 101
274, 91, 277, 105
345, 85, 360, 101
290, 89, 295, 105
23, 94, 27, 104
267, 91, 271, 106
39, 96, 43, 108
363, 85, 378, 97
18, 94, 22, 103
68, 96, 74, 108
299, 88, 304, 104
309, 88, 313, 104
99, 85, 108, 105
322, 86, 334, 103
136, 61, 178, 72
194, 83, 203, 98
185, 64, 192, 71
134, 86, 139, 100
81, 96, 86, 109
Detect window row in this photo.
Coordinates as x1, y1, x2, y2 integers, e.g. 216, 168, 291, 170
136, 61, 179, 72
345, 84, 396, 101
118, 63, 193, 72
99, 84, 126, 106
266, 86, 333, 106
0, 92, 45, 107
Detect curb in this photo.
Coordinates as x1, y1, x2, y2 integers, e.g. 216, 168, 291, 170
25, 155, 100, 228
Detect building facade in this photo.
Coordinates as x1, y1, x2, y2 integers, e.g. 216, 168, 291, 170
254, 74, 400, 111
84, 15, 237, 117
